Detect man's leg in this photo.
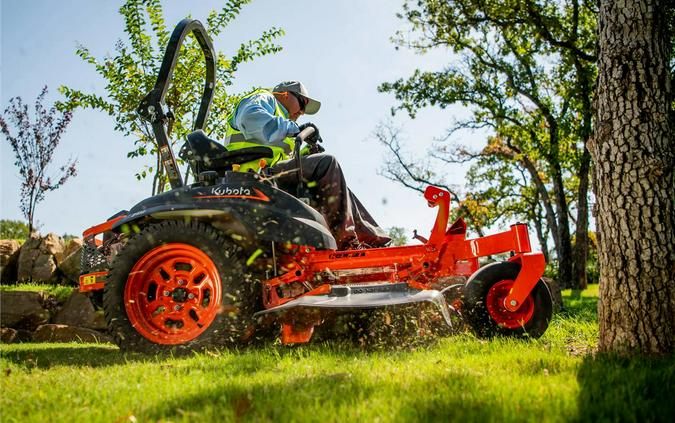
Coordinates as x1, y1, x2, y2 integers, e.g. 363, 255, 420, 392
273, 153, 390, 249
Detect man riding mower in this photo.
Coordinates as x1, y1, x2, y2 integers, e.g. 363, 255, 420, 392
78, 19, 553, 353
222, 78, 391, 250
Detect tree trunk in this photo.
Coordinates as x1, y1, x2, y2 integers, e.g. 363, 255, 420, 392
591, 0, 675, 355
573, 147, 591, 290
532, 190, 550, 263
551, 166, 575, 289
516, 152, 561, 265
572, 54, 595, 292
27, 188, 36, 236
533, 214, 550, 264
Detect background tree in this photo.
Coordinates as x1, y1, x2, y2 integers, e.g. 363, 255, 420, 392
0, 87, 77, 236
386, 226, 409, 246
59, 0, 284, 195
591, 0, 674, 354
0, 220, 30, 241
378, 0, 596, 289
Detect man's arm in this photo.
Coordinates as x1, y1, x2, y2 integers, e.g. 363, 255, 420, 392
233, 93, 299, 144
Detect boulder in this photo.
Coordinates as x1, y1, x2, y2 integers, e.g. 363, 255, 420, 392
542, 277, 564, 312
58, 248, 82, 285
0, 239, 21, 283
62, 238, 83, 262
0, 291, 50, 330
32, 324, 112, 343
14, 329, 33, 342
42, 233, 65, 256
0, 327, 18, 343
17, 233, 64, 282
52, 291, 107, 330
32, 254, 58, 281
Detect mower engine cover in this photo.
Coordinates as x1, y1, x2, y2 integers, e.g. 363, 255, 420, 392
112, 172, 337, 249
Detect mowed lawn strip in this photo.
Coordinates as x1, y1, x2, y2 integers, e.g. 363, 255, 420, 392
1, 285, 673, 422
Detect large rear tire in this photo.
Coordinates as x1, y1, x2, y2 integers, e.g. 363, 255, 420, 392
103, 220, 257, 353
463, 261, 552, 339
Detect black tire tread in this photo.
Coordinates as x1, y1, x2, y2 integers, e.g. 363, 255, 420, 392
463, 261, 553, 339
102, 220, 256, 353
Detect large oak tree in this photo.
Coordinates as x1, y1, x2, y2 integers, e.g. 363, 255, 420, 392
591, 0, 674, 354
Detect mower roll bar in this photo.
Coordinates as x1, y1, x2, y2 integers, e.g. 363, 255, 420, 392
137, 19, 217, 190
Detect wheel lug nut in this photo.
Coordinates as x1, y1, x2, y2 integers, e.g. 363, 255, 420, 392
509, 300, 518, 307
174, 305, 182, 311
187, 293, 195, 299
177, 279, 185, 286
163, 291, 170, 296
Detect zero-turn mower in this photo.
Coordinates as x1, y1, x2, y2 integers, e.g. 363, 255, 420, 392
78, 19, 552, 352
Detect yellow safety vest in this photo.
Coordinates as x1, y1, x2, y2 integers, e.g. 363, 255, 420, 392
224, 89, 296, 172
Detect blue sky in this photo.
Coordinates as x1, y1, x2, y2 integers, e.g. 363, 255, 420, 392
1, 0, 482, 239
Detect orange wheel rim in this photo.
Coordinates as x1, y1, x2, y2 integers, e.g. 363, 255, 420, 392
124, 243, 222, 344
485, 279, 534, 329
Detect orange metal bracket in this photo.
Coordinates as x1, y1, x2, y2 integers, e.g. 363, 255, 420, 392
82, 215, 127, 238
281, 323, 314, 344
503, 252, 546, 312
424, 186, 451, 245
460, 223, 533, 258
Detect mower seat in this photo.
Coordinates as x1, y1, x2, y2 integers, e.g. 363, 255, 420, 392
180, 130, 274, 173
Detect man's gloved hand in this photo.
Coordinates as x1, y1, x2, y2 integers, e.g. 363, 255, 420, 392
297, 122, 322, 145
303, 143, 325, 155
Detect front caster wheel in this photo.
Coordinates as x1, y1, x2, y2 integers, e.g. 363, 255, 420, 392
463, 261, 553, 339
103, 220, 256, 353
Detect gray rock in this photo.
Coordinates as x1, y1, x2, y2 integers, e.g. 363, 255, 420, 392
0, 240, 21, 283
0, 239, 21, 266
17, 233, 64, 282
15, 329, 33, 342
0, 291, 50, 330
41, 233, 65, 257
0, 327, 18, 343
53, 291, 106, 330
32, 254, 57, 281
57, 248, 82, 285
32, 324, 112, 343
61, 238, 83, 263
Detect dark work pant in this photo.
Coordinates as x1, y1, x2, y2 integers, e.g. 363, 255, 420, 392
272, 153, 391, 250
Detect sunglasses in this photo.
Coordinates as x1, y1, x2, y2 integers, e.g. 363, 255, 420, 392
289, 91, 307, 113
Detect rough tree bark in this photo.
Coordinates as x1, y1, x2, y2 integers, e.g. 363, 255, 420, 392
591, 0, 675, 354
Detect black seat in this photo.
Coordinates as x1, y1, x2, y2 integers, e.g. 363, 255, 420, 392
180, 130, 274, 173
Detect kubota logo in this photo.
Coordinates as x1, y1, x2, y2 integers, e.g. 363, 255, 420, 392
193, 187, 270, 202
211, 186, 251, 196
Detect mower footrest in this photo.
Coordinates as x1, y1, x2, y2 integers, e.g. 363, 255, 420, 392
255, 282, 456, 326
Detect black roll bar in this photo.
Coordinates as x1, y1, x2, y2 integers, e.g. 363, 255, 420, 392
137, 19, 217, 190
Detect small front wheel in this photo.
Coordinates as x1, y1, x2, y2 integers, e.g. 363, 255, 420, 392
463, 261, 552, 338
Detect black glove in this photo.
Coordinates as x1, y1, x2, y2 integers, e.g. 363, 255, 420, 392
308, 143, 325, 154
297, 122, 322, 144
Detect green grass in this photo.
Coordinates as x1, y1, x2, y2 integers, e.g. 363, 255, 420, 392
0, 283, 74, 303
1, 285, 673, 422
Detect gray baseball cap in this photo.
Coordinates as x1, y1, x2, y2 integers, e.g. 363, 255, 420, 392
272, 80, 321, 115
